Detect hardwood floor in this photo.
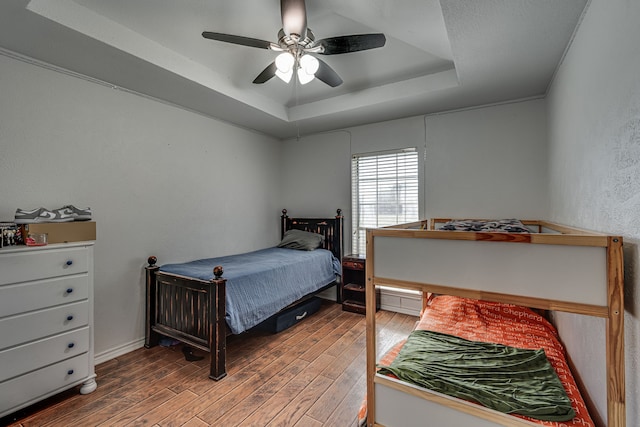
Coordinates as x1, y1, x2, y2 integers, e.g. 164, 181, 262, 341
2, 301, 416, 427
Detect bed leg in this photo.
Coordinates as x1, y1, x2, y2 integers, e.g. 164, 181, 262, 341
209, 267, 227, 380
145, 256, 160, 348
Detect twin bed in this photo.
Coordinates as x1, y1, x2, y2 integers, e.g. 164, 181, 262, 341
144, 209, 343, 380
364, 218, 625, 427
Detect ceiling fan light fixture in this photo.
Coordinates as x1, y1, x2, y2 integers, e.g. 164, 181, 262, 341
275, 52, 295, 73
300, 54, 319, 75
297, 68, 314, 85
275, 51, 295, 83
297, 54, 319, 84
276, 68, 294, 83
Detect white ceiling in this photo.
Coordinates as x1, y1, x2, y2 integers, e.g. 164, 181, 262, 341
0, 0, 588, 139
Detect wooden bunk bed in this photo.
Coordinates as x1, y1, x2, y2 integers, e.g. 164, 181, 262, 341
365, 218, 625, 427
144, 209, 343, 380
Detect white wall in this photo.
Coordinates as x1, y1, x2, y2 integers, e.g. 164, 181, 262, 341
282, 99, 548, 255
280, 130, 351, 220
547, 0, 640, 424
0, 53, 281, 360
424, 100, 548, 219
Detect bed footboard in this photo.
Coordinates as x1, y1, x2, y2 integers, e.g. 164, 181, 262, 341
145, 257, 227, 380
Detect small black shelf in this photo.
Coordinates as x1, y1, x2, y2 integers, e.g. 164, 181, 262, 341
342, 299, 366, 314
343, 283, 365, 292
341, 254, 379, 314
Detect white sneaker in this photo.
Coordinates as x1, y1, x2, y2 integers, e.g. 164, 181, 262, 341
15, 207, 75, 224
53, 205, 92, 221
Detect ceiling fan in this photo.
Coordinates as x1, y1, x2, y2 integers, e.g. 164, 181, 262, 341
202, 0, 386, 87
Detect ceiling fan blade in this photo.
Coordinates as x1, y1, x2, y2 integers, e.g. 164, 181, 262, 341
315, 58, 343, 87
317, 34, 386, 55
281, 0, 307, 38
253, 62, 278, 84
202, 32, 272, 49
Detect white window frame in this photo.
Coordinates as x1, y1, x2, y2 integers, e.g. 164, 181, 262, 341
351, 147, 421, 256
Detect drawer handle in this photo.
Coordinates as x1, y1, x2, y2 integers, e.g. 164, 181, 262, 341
67, 369, 74, 375
66, 260, 73, 266
67, 315, 74, 321
66, 288, 74, 294
68, 342, 75, 349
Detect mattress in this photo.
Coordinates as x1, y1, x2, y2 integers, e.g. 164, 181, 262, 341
360, 295, 594, 426
160, 247, 341, 334
438, 218, 531, 233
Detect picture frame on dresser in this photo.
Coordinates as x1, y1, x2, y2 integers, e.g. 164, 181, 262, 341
0, 241, 97, 419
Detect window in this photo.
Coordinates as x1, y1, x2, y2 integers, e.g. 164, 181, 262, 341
351, 148, 419, 255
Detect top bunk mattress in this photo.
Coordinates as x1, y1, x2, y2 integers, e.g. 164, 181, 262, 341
160, 247, 341, 334
437, 218, 532, 233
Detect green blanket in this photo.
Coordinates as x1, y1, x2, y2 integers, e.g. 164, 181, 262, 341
377, 330, 575, 422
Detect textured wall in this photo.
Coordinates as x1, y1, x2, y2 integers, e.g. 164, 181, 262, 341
547, 0, 640, 424
424, 100, 548, 219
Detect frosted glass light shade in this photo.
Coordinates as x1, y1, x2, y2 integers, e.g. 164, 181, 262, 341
299, 54, 319, 74
276, 68, 293, 83
275, 52, 295, 83
298, 54, 319, 85
275, 52, 295, 73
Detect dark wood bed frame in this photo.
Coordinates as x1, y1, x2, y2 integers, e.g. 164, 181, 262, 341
144, 209, 343, 380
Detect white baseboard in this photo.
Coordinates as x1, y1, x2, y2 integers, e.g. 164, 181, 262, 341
379, 287, 422, 316
380, 303, 421, 316
94, 338, 145, 365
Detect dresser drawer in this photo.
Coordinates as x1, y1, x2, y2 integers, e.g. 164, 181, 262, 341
0, 275, 89, 318
0, 246, 88, 286
343, 260, 365, 270
0, 301, 89, 350
0, 353, 90, 416
0, 327, 89, 382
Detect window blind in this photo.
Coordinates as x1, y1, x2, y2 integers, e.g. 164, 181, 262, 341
351, 148, 419, 255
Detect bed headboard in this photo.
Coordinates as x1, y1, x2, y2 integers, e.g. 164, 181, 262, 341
281, 209, 343, 260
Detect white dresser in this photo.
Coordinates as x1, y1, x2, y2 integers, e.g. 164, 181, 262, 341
0, 241, 96, 418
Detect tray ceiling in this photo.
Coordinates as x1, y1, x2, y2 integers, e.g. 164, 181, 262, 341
0, 0, 588, 138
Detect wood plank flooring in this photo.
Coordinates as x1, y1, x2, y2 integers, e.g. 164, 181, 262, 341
1, 301, 416, 427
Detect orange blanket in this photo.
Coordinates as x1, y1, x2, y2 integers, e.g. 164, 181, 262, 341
360, 296, 594, 426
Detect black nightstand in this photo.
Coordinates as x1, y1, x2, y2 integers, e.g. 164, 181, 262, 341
341, 254, 380, 314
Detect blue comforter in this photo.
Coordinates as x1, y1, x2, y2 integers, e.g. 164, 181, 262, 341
159, 247, 341, 334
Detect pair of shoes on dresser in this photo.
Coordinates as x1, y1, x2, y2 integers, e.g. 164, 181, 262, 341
15, 205, 92, 224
